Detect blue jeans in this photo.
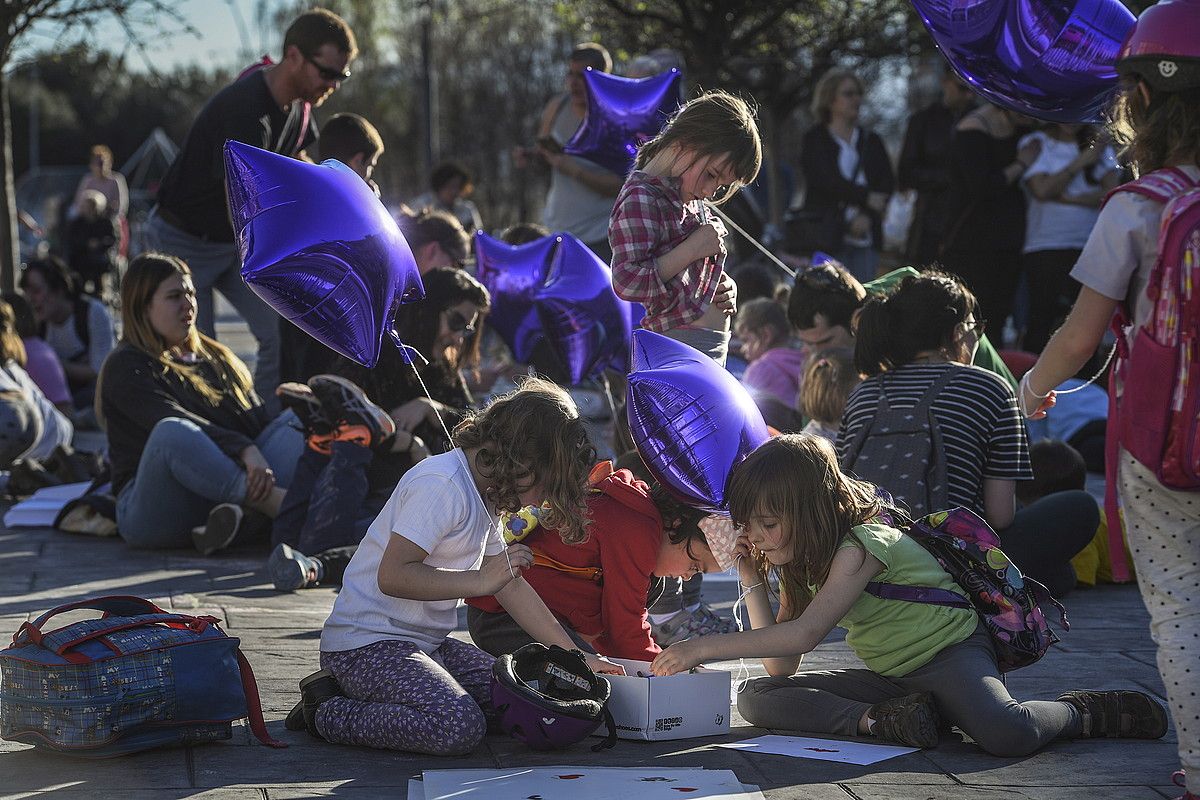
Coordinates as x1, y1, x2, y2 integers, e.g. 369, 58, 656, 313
272, 442, 388, 554
144, 212, 281, 411
117, 411, 304, 548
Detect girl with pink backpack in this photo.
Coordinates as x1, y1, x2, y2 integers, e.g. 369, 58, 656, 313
1020, 3, 1200, 797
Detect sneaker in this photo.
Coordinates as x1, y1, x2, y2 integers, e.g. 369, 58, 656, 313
285, 669, 342, 739
191, 503, 244, 555
650, 604, 736, 648
276, 382, 333, 435
868, 692, 941, 748
1057, 690, 1168, 739
269, 543, 324, 591
308, 374, 395, 448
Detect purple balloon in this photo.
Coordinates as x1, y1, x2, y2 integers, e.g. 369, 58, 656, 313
564, 68, 683, 177
911, 0, 1135, 123
537, 234, 635, 385
627, 330, 769, 512
224, 141, 423, 367
474, 231, 556, 363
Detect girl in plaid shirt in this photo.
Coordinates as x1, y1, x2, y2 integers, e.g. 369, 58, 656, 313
610, 91, 762, 366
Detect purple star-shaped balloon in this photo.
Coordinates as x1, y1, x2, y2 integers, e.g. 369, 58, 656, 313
224, 141, 424, 367
627, 330, 769, 512
564, 68, 683, 176
474, 231, 556, 363
476, 231, 635, 385
537, 234, 635, 385
911, 0, 1135, 123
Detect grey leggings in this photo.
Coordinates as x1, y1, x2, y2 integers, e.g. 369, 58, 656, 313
737, 627, 1082, 757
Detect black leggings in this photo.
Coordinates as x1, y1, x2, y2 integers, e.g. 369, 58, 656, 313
999, 489, 1098, 597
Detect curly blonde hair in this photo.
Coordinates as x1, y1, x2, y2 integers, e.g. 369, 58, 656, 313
453, 377, 596, 544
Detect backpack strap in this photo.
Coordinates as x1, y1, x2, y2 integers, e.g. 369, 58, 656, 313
235, 649, 287, 748
1104, 309, 1132, 583
864, 581, 972, 608
1104, 167, 1199, 207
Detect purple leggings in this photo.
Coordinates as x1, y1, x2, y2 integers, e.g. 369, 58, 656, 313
316, 637, 497, 755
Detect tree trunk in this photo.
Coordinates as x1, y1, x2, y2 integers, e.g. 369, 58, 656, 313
0, 68, 18, 292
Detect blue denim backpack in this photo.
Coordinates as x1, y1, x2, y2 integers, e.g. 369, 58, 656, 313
0, 595, 285, 756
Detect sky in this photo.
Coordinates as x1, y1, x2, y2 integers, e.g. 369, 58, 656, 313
15, 0, 287, 72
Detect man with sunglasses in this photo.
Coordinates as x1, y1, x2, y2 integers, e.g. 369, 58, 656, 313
787, 259, 1017, 392
147, 8, 357, 410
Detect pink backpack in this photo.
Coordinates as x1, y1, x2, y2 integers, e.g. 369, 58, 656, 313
1105, 167, 1200, 581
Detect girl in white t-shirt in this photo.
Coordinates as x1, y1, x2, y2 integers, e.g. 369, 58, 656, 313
296, 378, 622, 755
1018, 124, 1121, 352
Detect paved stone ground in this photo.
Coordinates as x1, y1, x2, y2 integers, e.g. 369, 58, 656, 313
0, 521, 1181, 800
0, 313, 1183, 798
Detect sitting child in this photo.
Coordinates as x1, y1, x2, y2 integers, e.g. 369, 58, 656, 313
1017, 439, 1134, 587
799, 347, 858, 444
652, 434, 1167, 756
466, 462, 722, 662
289, 378, 621, 756
735, 298, 806, 408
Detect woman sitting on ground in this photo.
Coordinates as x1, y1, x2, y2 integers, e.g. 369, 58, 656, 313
839, 270, 1095, 596
268, 267, 491, 590
0, 298, 73, 467
97, 253, 304, 553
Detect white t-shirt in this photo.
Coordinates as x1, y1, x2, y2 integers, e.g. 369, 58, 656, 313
1020, 131, 1117, 253
0, 360, 73, 461
320, 448, 505, 654
834, 127, 871, 247
1070, 165, 1200, 336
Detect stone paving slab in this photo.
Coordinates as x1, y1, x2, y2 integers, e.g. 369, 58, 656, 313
0, 513, 1180, 799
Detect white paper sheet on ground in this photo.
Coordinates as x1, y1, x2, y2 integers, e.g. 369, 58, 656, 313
2, 481, 90, 528
420, 767, 758, 800
408, 777, 425, 800
717, 734, 918, 765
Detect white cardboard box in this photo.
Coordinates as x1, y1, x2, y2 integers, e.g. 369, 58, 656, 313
599, 658, 731, 741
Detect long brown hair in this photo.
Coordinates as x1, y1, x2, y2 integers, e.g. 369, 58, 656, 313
634, 90, 762, 204
727, 434, 891, 618
116, 252, 254, 408
0, 300, 26, 367
453, 377, 596, 544
1108, 81, 1200, 174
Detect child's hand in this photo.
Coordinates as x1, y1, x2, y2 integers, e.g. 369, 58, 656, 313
477, 544, 535, 595
714, 271, 737, 316
686, 223, 724, 262
650, 638, 706, 676
583, 653, 626, 676
734, 533, 761, 585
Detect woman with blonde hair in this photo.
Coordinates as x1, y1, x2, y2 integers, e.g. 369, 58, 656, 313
98, 253, 304, 553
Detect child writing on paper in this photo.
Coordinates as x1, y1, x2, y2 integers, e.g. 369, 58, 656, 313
295, 379, 622, 756
651, 434, 1167, 756
610, 90, 763, 367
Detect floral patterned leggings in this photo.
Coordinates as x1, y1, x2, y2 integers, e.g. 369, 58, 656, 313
316, 637, 498, 755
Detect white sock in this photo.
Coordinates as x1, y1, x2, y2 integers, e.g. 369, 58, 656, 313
685, 602, 702, 614
648, 612, 680, 625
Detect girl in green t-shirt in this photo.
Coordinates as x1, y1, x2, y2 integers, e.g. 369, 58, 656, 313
651, 434, 1167, 756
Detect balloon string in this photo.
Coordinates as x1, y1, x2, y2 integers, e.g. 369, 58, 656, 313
1052, 343, 1116, 395
730, 553, 761, 702
402, 341, 517, 579
705, 202, 796, 279
599, 372, 619, 426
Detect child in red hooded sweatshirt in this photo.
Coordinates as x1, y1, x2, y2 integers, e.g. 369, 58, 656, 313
466, 462, 724, 661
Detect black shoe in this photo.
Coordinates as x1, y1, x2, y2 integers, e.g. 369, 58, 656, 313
296, 669, 342, 739
8, 458, 63, 497
308, 374, 395, 448
191, 503, 244, 556
868, 692, 940, 748
1058, 690, 1168, 739
276, 382, 333, 436
284, 700, 306, 731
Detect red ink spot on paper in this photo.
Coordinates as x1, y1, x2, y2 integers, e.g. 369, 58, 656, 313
556, 775, 584, 780
804, 747, 839, 752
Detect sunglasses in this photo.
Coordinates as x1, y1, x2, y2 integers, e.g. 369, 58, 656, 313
445, 310, 477, 336
305, 53, 352, 82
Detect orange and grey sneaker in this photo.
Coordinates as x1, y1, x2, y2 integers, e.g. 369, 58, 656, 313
308, 374, 396, 449
306, 430, 337, 456
277, 382, 333, 436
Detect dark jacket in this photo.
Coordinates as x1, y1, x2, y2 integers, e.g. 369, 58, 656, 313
800, 124, 895, 251
943, 128, 1026, 254
100, 343, 269, 494
897, 101, 962, 261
